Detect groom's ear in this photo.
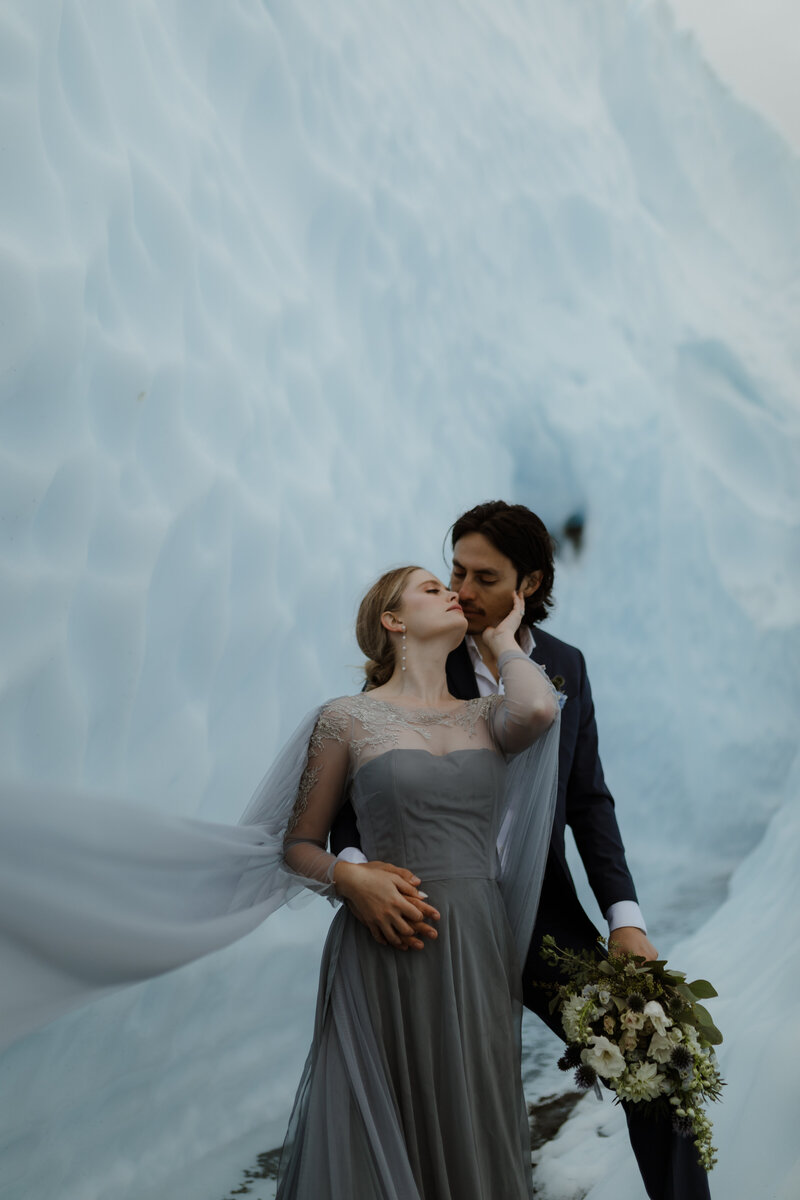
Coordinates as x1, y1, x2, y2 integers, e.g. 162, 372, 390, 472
520, 570, 543, 597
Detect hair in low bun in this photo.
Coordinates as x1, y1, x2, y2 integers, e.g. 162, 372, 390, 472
356, 566, 422, 690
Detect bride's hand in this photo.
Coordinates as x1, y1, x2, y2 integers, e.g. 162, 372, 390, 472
481, 589, 526, 658
333, 860, 440, 950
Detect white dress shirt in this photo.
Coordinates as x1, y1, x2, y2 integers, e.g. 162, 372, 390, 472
337, 629, 646, 935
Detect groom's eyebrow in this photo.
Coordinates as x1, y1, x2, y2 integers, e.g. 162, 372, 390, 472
451, 557, 499, 578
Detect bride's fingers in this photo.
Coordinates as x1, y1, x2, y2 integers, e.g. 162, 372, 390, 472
371, 861, 422, 887
394, 878, 438, 914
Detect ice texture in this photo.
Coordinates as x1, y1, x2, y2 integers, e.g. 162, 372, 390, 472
0, 1, 798, 1198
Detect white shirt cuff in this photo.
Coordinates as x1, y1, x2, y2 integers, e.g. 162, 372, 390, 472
605, 900, 647, 934
336, 846, 369, 865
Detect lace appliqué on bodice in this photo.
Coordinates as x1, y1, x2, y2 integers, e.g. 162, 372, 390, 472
289, 695, 500, 828
342, 694, 498, 754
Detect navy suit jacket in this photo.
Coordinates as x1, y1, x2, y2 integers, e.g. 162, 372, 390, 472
329, 628, 639, 1030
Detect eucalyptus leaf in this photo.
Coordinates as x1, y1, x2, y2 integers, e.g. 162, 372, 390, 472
694, 1003, 715, 1027
687, 979, 718, 999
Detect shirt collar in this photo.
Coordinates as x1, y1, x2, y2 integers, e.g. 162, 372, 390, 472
465, 623, 536, 668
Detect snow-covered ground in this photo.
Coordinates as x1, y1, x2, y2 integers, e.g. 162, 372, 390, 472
0, 1, 798, 1198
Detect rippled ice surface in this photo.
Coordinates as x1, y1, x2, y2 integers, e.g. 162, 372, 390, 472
0, 1, 798, 1199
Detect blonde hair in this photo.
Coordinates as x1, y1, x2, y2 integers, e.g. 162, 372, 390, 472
356, 566, 422, 690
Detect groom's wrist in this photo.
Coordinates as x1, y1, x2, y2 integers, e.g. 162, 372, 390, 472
336, 846, 369, 865
606, 900, 647, 934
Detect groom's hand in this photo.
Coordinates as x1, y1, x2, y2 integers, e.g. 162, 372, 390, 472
608, 926, 658, 960
334, 860, 440, 950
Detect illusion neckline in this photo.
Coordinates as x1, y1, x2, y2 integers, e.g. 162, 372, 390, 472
358, 693, 479, 717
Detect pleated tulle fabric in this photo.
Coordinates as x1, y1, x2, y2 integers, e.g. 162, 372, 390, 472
1, 692, 559, 1198
275, 746, 548, 1199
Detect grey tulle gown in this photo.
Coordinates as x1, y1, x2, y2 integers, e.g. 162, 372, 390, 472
0, 656, 558, 1199
278, 663, 560, 1200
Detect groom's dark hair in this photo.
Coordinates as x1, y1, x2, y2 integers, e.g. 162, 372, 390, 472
449, 501, 555, 626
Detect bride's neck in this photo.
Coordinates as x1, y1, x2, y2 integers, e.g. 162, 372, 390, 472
378, 638, 455, 706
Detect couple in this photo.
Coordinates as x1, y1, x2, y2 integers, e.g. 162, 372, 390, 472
276, 501, 712, 1199
0, 501, 710, 1200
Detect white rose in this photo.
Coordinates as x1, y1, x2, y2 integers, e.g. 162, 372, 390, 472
643, 1000, 672, 1037
621, 1008, 646, 1031
581, 1035, 626, 1079
619, 1030, 638, 1053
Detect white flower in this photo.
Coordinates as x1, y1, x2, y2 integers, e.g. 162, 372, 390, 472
682, 1024, 700, 1049
618, 1060, 666, 1102
562, 994, 594, 1041
621, 1008, 646, 1031
597, 989, 611, 1007
619, 1030, 638, 1054
581, 1035, 626, 1079
647, 1031, 674, 1064
643, 1000, 672, 1037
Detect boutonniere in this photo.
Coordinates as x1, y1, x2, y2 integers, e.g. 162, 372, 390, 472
552, 674, 568, 709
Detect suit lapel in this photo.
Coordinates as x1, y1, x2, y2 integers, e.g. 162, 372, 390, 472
446, 640, 480, 700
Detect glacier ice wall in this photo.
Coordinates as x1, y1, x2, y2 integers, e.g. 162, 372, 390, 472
0, 1, 798, 1197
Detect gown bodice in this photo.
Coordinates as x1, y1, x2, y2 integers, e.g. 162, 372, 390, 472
350, 748, 507, 881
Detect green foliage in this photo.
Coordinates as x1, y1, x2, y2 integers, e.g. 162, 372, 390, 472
539, 936, 725, 1171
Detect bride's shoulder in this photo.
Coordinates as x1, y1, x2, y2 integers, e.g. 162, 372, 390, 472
315, 693, 371, 725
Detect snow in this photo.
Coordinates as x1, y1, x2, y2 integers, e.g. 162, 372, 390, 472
0, 1, 798, 1198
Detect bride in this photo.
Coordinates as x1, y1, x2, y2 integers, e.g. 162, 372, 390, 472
276, 565, 559, 1198
0, 565, 560, 1200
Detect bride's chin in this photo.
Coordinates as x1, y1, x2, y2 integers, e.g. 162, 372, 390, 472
443, 615, 468, 646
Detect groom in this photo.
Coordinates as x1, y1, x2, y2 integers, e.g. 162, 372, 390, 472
331, 500, 711, 1200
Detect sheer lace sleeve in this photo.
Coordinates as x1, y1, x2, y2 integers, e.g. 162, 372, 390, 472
489, 650, 559, 756
283, 702, 351, 888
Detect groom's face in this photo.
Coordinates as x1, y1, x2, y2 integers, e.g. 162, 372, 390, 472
450, 532, 536, 636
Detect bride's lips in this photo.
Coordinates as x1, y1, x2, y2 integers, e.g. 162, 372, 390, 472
447, 603, 464, 613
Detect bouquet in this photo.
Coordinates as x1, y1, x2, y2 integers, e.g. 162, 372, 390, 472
540, 936, 724, 1170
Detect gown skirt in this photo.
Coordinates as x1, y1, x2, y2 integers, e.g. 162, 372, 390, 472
276, 751, 534, 1200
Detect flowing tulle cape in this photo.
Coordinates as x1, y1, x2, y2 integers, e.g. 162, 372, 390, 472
0, 702, 558, 1052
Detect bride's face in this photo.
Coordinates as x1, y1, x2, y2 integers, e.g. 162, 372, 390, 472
387, 569, 467, 642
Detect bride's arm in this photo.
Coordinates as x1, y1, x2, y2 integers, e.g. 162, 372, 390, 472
482, 593, 559, 755
283, 704, 440, 947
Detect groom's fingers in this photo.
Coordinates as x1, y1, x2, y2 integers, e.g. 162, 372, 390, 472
394, 878, 440, 915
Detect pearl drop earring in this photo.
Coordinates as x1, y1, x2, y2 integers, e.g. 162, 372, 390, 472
400, 626, 407, 671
